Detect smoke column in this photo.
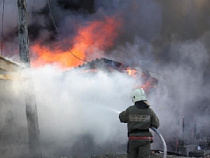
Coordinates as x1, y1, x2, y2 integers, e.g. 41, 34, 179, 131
0, 0, 210, 156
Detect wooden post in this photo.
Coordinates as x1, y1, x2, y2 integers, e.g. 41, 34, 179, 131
17, 0, 42, 157
17, 0, 30, 66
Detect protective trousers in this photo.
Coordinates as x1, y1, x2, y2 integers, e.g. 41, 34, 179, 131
127, 140, 151, 158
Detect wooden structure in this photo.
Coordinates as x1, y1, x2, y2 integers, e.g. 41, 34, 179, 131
0, 56, 28, 158
0, 56, 23, 80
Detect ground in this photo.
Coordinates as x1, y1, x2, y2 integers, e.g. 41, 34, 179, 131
87, 153, 191, 158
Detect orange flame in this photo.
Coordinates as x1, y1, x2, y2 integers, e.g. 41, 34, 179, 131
132, 71, 158, 93
126, 68, 157, 92
31, 16, 122, 68
135, 79, 158, 93
126, 68, 137, 78
140, 81, 152, 92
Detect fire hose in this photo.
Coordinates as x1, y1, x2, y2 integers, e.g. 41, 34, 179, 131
150, 127, 167, 158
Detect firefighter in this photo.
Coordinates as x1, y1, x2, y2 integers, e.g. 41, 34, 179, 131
119, 88, 159, 158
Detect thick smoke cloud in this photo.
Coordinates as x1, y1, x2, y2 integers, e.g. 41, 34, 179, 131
1, 0, 210, 57
1, 0, 210, 156
13, 67, 139, 157
148, 40, 210, 150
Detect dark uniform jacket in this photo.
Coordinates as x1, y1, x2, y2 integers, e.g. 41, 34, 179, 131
119, 101, 159, 138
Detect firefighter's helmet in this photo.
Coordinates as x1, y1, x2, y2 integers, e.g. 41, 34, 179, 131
131, 88, 147, 103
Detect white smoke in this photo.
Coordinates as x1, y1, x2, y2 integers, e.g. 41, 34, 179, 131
146, 40, 209, 150
105, 34, 210, 151
1, 0, 210, 156
19, 66, 140, 156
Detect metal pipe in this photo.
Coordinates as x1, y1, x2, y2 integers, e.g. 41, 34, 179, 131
151, 127, 167, 158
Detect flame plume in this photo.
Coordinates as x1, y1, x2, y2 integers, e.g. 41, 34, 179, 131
31, 16, 122, 68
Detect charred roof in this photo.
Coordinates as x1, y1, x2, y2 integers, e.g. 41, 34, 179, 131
77, 58, 129, 72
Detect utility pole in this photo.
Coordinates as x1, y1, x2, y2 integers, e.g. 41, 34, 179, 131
17, 0, 42, 157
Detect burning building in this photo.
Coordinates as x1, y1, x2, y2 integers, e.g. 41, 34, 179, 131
0, 0, 210, 158
75, 57, 159, 93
